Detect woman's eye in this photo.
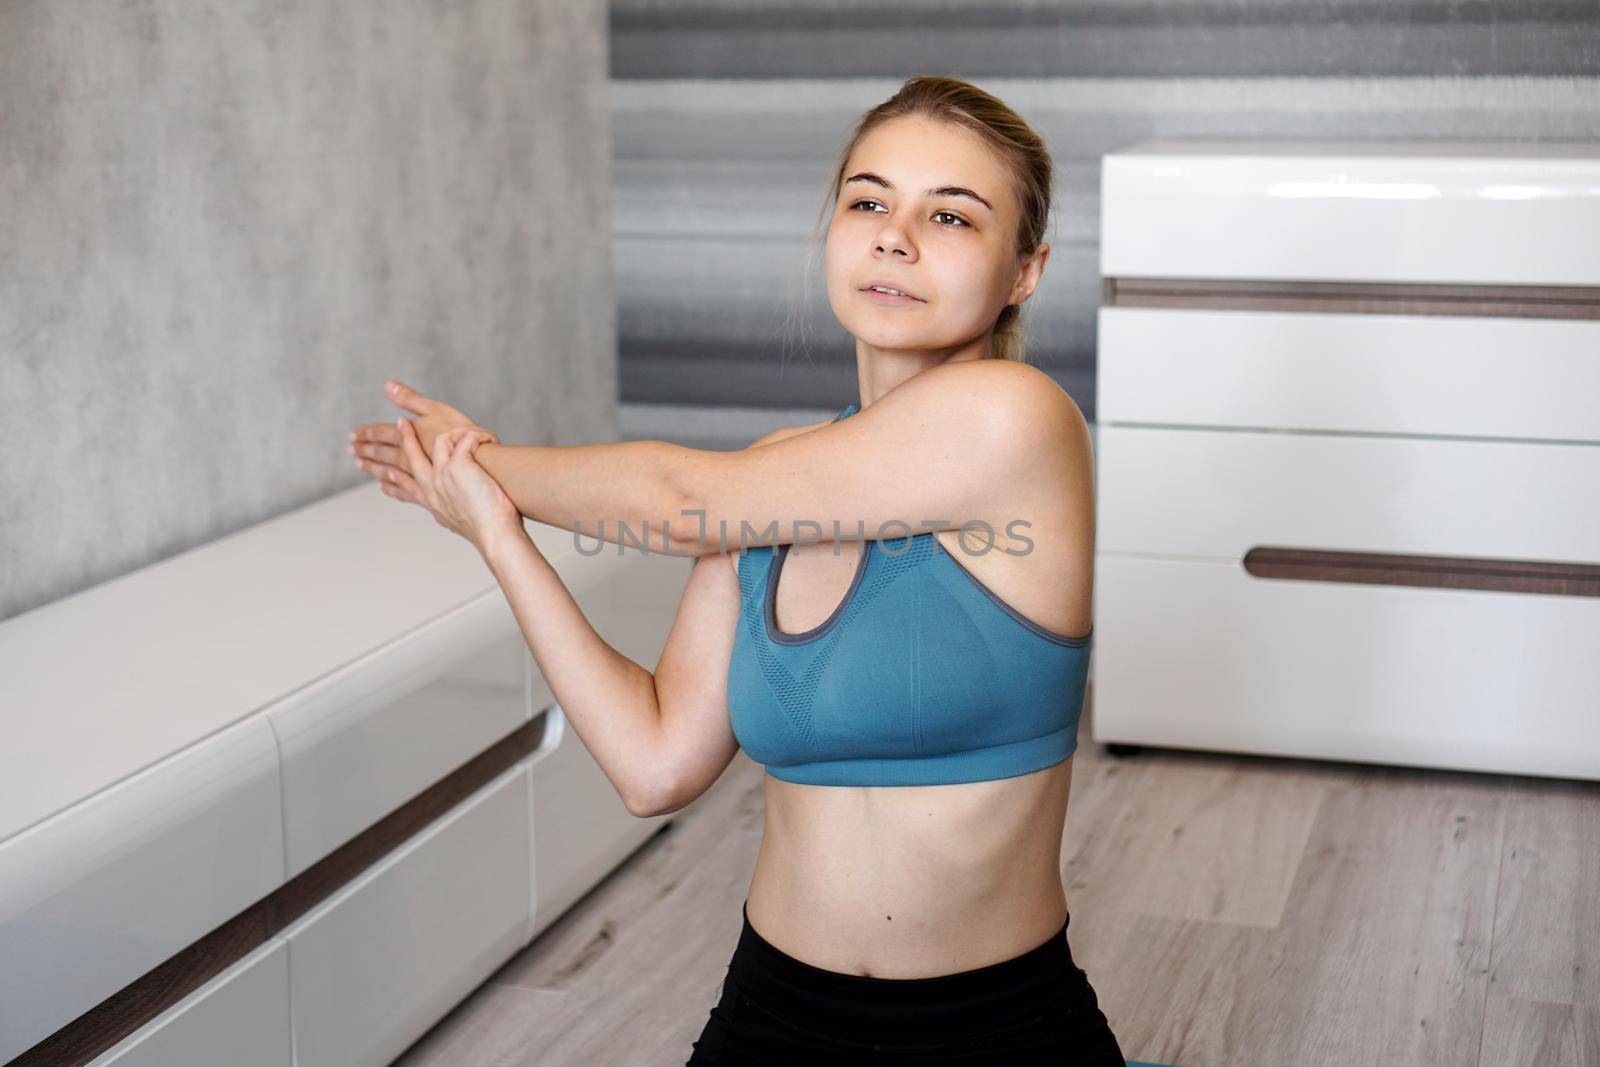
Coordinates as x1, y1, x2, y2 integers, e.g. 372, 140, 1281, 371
849, 201, 968, 229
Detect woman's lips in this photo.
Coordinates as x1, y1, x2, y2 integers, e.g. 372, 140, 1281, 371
859, 287, 924, 305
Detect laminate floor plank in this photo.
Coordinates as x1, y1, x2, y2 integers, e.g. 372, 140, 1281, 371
392, 985, 571, 1067
1069, 910, 1275, 1067
1487, 780, 1600, 1006
1478, 994, 1600, 1067
1062, 745, 1329, 927
1236, 768, 1506, 1066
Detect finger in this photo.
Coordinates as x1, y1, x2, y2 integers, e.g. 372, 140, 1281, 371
350, 424, 401, 455
396, 416, 433, 482
385, 379, 439, 417
375, 464, 421, 505
350, 421, 400, 447
434, 427, 458, 467
453, 429, 494, 463
354, 457, 395, 480
386, 465, 422, 502
351, 438, 406, 469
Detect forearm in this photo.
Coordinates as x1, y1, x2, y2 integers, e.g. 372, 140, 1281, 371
478, 528, 671, 816
474, 438, 707, 556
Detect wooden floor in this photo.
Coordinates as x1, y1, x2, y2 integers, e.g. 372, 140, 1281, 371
393, 688, 1600, 1066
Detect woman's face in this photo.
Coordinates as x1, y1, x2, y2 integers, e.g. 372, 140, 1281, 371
824, 115, 1046, 355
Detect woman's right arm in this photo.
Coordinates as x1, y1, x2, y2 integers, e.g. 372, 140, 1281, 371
479, 420, 824, 819
478, 529, 675, 817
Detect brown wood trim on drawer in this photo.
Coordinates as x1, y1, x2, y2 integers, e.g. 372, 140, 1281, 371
10, 709, 552, 1067
1102, 277, 1600, 320
1243, 547, 1600, 597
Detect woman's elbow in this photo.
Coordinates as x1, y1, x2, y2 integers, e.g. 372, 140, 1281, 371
624, 780, 688, 819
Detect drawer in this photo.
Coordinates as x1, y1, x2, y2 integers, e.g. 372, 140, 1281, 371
1096, 424, 1600, 563
1096, 307, 1600, 443
0, 717, 284, 1064
1100, 146, 1600, 287
87, 939, 290, 1067
269, 593, 530, 876
530, 704, 665, 938
282, 763, 532, 1067
1089, 554, 1600, 780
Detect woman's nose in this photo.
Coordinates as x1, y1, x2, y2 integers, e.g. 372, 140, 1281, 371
874, 227, 916, 260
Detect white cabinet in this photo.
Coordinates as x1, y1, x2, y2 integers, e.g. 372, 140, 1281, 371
282, 764, 533, 1067
0, 717, 285, 1064
1099, 140, 1600, 286
1093, 141, 1600, 781
1097, 424, 1600, 564
528, 706, 667, 937
1097, 307, 1600, 444
0, 485, 693, 1063
1094, 553, 1600, 779
269, 595, 531, 877
86, 940, 291, 1067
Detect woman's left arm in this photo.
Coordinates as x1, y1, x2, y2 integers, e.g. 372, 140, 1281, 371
362, 359, 1083, 560
358, 382, 689, 556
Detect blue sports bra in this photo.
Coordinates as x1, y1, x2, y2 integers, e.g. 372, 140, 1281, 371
727, 401, 1093, 786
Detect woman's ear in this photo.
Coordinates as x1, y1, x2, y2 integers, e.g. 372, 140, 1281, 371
1008, 241, 1050, 306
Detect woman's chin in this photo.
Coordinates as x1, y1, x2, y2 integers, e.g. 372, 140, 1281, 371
859, 332, 972, 356
843, 318, 938, 349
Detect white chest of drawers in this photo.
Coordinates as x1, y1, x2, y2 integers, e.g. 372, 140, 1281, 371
1092, 141, 1600, 781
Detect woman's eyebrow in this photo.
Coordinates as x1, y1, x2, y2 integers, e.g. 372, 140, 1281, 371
843, 171, 993, 213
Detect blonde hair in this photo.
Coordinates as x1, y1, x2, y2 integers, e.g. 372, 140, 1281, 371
783, 75, 1055, 365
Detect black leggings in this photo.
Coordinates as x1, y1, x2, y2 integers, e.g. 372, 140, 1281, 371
687, 900, 1127, 1065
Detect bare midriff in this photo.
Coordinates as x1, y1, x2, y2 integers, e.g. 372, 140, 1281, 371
744, 754, 1073, 979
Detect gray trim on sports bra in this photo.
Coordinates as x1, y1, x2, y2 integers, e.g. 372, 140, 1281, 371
935, 543, 1093, 647
764, 538, 871, 646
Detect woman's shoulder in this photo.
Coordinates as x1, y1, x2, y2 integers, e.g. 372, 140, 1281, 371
907, 359, 1091, 463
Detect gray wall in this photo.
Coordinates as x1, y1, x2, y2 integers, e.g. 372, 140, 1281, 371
1, 0, 614, 621
610, 0, 1600, 443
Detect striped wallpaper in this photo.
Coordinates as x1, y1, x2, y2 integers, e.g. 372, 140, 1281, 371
611, 2, 1600, 448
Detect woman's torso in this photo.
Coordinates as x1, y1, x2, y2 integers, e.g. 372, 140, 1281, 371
748, 676, 1076, 978
731, 402, 1095, 978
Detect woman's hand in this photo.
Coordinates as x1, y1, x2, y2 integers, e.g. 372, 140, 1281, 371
349, 380, 501, 503
394, 421, 525, 554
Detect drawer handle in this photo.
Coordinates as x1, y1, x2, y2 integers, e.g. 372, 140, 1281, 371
1103, 277, 1600, 321
1242, 547, 1600, 597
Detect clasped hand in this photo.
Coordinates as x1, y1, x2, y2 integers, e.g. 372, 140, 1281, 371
348, 379, 524, 553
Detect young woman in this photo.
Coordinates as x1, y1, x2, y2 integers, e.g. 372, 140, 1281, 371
349, 76, 1125, 1065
